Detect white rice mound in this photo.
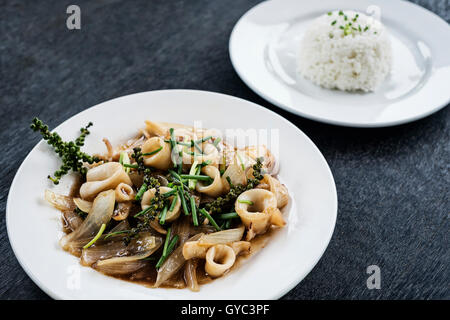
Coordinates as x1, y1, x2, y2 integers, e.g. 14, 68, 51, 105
298, 10, 392, 92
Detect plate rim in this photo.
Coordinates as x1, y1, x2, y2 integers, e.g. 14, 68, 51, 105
229, 0, 450, 128
6, 89, 338, 299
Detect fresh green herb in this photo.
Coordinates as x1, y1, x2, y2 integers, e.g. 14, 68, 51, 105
168, 190, 178, 212
162, 227, 172, 256
331, 20, 337, 26
156, 234, 178, 269
327, 11, 332, 16
142, 146, 163, 156
119, 151, 131, 173
135, 182, 148, 201
338, 10, 343, 16
180, 174, 213, 182
159, 205, 169, 225
238, 199, 254, 205
188, 161, 199, 189
196, 136, 213, 144
123, 163, 139, 169
83, 223, 106, 249
236, 152, 245, 171
134, 204, 152, 218
104, 229, 131, 239
199, 208, 221, 231
217, 212, 239, 220
30, 118, 101, 184
212, 137, 222, 148
190, 196, 198, 226
364, 26, 369, 31
178, 188, 189, 215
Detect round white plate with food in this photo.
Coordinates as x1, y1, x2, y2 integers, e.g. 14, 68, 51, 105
6, 90, 337, 300
229, 0, 450, 127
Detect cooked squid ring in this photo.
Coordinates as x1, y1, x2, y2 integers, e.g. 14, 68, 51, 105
79, 162, 132, 200
263, 174, 289, 208
142, 137, 172, 170
195, 165, 225, 197
235, 189, 285, 240
114, 183, 135, 202
205, 244, 236, 278
141, 187, 181, 223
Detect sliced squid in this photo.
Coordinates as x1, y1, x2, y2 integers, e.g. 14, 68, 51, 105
114, 182, 135, 202
262, 174, 289, 208
141, 187, 181, 223
195, 165, 225, 197
79, 162, 132, 200
141, 136, 172, 170
235, 189, 285, 240
205, 244, 236, 278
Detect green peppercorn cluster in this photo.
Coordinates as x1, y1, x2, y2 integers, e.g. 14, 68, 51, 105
30, 118, 101, 184
205, 157, 264, 214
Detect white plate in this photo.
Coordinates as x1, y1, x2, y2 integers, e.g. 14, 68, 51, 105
229, 0, 450, 127
6, 90, 337, 300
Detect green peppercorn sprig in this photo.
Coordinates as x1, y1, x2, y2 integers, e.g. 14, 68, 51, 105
204, 157, 264, 214
30, 118, 101, 184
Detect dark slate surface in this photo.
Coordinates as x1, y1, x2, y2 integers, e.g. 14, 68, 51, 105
0, 0, 449, 300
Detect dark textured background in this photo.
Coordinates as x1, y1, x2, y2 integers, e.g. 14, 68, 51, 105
0, 0, 449, 300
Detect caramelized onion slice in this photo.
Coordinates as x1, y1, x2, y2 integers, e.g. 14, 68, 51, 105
45, 189, 75, 211
197, 226, 245, 246
155, 233, 203, 288
59, 190, 115, 255
93, 234, 162, 275
73, 197, 92, 213
184, 258, 200, 292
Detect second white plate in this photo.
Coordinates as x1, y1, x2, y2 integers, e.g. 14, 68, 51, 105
229, 0, 450, 127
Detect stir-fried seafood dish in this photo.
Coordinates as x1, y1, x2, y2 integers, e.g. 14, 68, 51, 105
31, 118, 289, 290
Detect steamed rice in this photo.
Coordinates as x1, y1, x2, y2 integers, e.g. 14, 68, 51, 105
297, 10, 392, 92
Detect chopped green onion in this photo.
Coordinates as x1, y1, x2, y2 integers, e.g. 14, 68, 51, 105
83, 223, 106, 249
156, 234, 178, 268
123, 163, 139, 169
212, 137, 221, 148
178, 188, 189, 215
168, 190, 178, 212
169, 128, 178, 168
180, 174, 213, 182
327, 11, 332, 15
192, 140, 203, 154
161, 188, 178, 198
159, 205, 169, 225
134, 205, 152, 218
236, 152, 245, 171
238, 199, 254, 205
339, 10, 343, 16
225, 220, 231, 229
119, 151, 131, 173
104, 229, 131, 239
195, 136, 213, 144
217, 212, 239, 220
331, 20, 337, 25
199, 208, 221, 231
188, 161, 199, 189
200, 160, 212, 167
162, 227, 171, 256
142, 146, 162, 156
135, 182, 148, 201
190, 196, 198, 226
